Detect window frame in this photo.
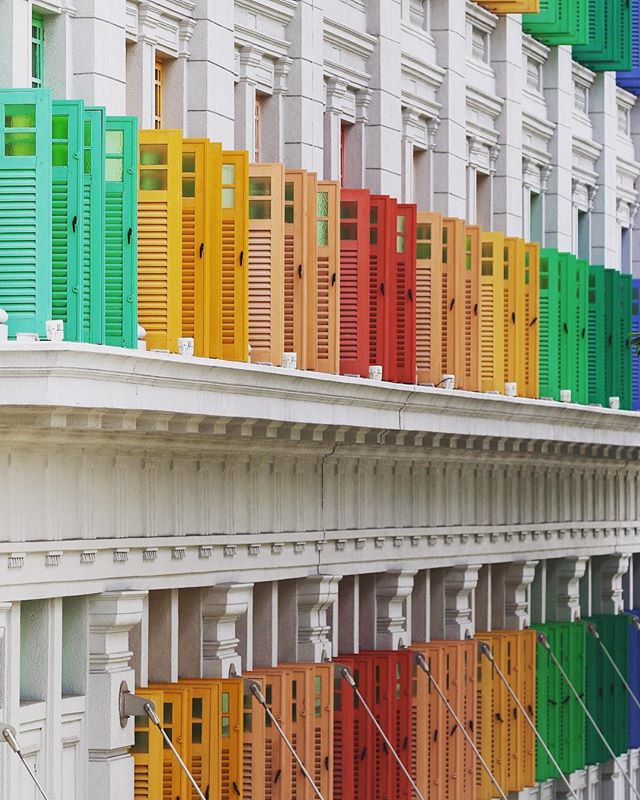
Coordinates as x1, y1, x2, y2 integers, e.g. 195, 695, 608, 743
31, 13, 45, 89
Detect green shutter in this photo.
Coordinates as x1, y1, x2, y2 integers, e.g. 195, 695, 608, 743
588, 265, 607, 406
605, 269, 620, 405
574, 0, 633, 71
575, 258, 589, 405
559, 254, 588, 404
523, 0, 590, 46
104, 116, 138, 348
539, 248, 561, 400
51, 99, 83, 341
0, 88, 52, 338
619, 273, 633, 410
533, 623, 560, 781
83, 106, 106, 343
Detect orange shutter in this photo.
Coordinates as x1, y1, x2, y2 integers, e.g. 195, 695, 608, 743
221, 150, 249, 361
138, 129, 183, 352
248, 163, 285, 365
241, 677, 266, 800
480, 232, 506, 392
308, 181, 340, 373
206, 142, 223, 358
463, 225, 482, 391
524, 242, 540, 398
284, 170, 317, 369
415, 212, 444, 385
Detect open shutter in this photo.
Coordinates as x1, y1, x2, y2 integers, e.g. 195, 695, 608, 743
369, 195, 398, 381
538, 249, 560, 399
51, 99, 84, 341
82, 107, 106, 344
104, 116, 137, 348
241, 677, 266, 800
476, 0, 539, 12
247, 162, 285, 365
132, 688, 164, 800
620, 273, 633, 410
588, 265, 607, 406
339, 189, 371, 377
632, 280, 640, 410
284, 170, 316, 369
576, 258, 589, 404
138, 129, 182, 352
504, 238, 527, 391
480, 232, 505, 392
0, 88, 52, 338
311, 665, 334, 800
574, 0, 632, 71
617, 0, 640, 91
396, 204, 417, 384
442, 218, 467, 385
182, 682, 219, 800
221, 150, 249, 362
415, 212, 444, 385
523, 0, 590, 45
310, 181, 340, 373
218, 679, 243, 800
333, 657, 357, 800
462, 225, 481, 391
149, 685, 191, 800
524, 243, 540, 399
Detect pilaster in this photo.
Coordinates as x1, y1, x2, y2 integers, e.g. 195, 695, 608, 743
202, 583, 253, 678
590, 72, 620, 268
0, 0, 31, 88
375, 570, 416, 650
261, 57, 292, 164
234, 46, 262, 155
590, 554, 630, 615
492, 560, 539, 630
545, 557, 588, 622
431, 564, 481, 640
323, 78, 347, 182
297, 575, 341, 662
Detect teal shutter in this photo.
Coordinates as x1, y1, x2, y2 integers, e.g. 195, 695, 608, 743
605, 269, 620, 404
588, 265, 606, 406
620, 273, 633, 410
83, 106, 106, 343
574, 0, 633, 71
51, 99, 84, 341
539, 249, 561, 399
0, 89, 52, 337
523, 0, 590, 46
576, 259, 589, 405
558, 253, 575, 400
105, 116, 138, 348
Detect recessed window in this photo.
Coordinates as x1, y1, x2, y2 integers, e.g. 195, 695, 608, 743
254, 95, 263, 163
31, 13, 44, 89
154, 60, 163, 129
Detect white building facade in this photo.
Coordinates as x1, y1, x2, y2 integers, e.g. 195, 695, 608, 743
1, 1, 640, 799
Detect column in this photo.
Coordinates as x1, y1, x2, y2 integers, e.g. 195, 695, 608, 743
73, 0, 128, 114
253, 582, 278, 668
163, 20, 195, 132
261, 57, 292, 164
375, 571, 416, 650
544, 45, 574, 252
323, 78, 347, 182
365, 0, 403, 196
202, 584, 253, 678
187, 0, 235, 145
401, 108, 418, 204
491, 560, 539, 630
0, 603, 20, 799
343, 89, 371, 189
590, 555, 630, 615
284, 0, 325, 171
590, 72, 619, 267
431, 564, 481, 640
148, 589, 179, 683
297, 576, 341, 662
45, 6, 75, 99
411, 570, 430, 643
431, 0, 467, 217
87, 591, 146, 800
234, 46, 262, 155
338, 575, 360, 654
544, 557, 588, 622
177, 588, 201, 679
0, 0, 31, 88
492, 16, 523, 236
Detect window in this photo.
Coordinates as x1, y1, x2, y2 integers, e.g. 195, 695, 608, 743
413, 147, 429, 210
530, 192, 543, 244
340, 122, 349, 186
577, 210, 590, 261
621, 227, 631, 274
31, 13, 44, 89
254, 95, 262, 163
476, 172, 491, 230
154, 60, 163, 129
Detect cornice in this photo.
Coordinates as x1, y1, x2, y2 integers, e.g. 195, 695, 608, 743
235, 0, 297, 26
323, 18, 377, 61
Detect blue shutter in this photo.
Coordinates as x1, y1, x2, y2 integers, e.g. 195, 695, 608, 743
0, 88, 52, 338
617, 0, 640, 92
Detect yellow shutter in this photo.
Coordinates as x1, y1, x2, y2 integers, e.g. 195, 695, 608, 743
463, 224, 482, 392
133, 688, 164, 800
480, 232, 506, 392
217, 678, 244, 800
415, 212, 444, 385
476, 0, 539, 12
148, 684, 191, 800
221, 150, 249, 361
248, 163, 285, 365
241, 676, 266, 800
524, 242, 540, 399
309, 181, 340, 373
504, 237, 527, 391
138, 129, 183, 352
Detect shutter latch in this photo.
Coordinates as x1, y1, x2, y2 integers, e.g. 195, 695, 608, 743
72, 215, 78, 233
199, 242, 204, 258
127, 227, 132, 244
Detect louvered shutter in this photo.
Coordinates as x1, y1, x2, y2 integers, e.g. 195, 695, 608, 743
181, 682, 219, 800
576, 259, 589, 404
339, 189, 371, 377
138, 129, 182, 352
588, 265, 607, 406
396, 204, 417, 384
247, 163, 285, 366
617, 0, 640, 92
311, 665, 334, 800
309, 181, 340, 373
538, 249, 560, 399
619, 273, 633, 409
532, 624, 556, 782
82, 106, 106, 344
415, 212, 444, 385
462, 224, 481, 391
627, 609, 640, 747
241, 676, 266, 800
524, 243, 540, 399
479, 232, 505, 392
132, 688, 164, 800
523, 0, 589, 45
284, 170, 316, 370
442, 218, 467, 385
216, 679, 243, 800
519, 630, 537, 789
278, 665, 312, 800
476, 0, 539, 12
559, 253, 579, 400
574, 0, 632, 71
409, 644, 445, 800
503, 238, 527, 391
148, 685, 191, 800
51, 99, 84, 341
333, 657, 357, 800
181, 139, 208, 356
369, 195, 398, 381
104, 116, 137, 348
631, 280, 640, 409
221, 150, 249, 362
0, 89, 52, 338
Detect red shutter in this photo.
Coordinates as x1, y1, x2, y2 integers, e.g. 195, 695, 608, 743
339, 189, 371, 377
397, 204, 417, 384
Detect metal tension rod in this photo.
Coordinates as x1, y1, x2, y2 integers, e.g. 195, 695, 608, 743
338, 665, 426, 800
119, 684, 207, 800
248, 681, 326, 800
414, 653, 508, 800
537, 632, 640, 800
1, 724, 51, 800
477, 643, 579, 800
587, 620, 640, 714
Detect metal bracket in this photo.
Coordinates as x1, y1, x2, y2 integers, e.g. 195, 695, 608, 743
119, 681, 159, 728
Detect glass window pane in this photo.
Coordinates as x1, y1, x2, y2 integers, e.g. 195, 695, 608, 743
191, 723, 202, 744
317, 220, 328, 246
222, 188, 235, 209
416, 224, 431, 240
52, 142, 67, 167
140, 169, 167, 191
284, 205, 294, 224
417, 242, 431, 260
397, 235, 405, 254
105, 157, 123, 182
370, 228, 378, 245
249, 177, 271, 197
192, 697, 203, 718
132, 731, 149, 753
317, 192, 328, 217
140, 143, 167, 166
5, 133, 35, 157
221, 717, 230, 737
52, 115, 68, 140
340, 222, 357, 240
105, 130, 124, 155
285, 182, 294, 201
182, 152, 196, 173
397, 215, 405, 233
84, 121, 91, 147
482, 262, 493, 276
249, 199, 271, 220
182, 177, 195, 198
482, 243, 493, 258
6, 105, 36, 128
222, 693, 230, 713
222, 164, 235, 185
243, 712, 253, 732
341, 201, 357, 220
83, 148, 91, 175
163, 703, 173, 723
